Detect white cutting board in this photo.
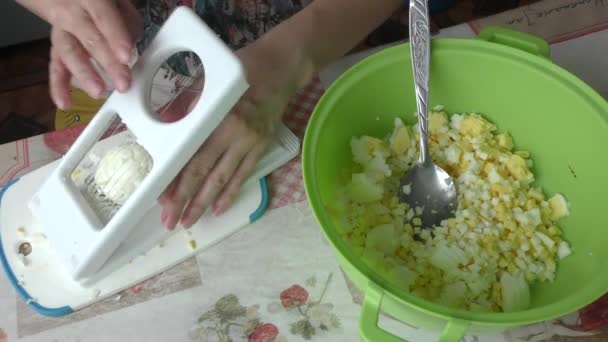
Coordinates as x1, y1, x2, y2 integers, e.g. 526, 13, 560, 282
0, 123, 299, 316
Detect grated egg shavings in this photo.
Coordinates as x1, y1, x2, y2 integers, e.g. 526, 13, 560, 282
94, 142, 153, 205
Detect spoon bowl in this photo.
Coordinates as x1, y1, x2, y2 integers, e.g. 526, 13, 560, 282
399, 162, 458, 229
399, 0, 458, 229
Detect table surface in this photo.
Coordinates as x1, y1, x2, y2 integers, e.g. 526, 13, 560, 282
1, 1, 608, 341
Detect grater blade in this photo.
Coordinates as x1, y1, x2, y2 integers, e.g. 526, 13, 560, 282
70, 117, 133, 226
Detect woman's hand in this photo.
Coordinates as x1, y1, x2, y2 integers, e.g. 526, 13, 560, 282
157, 35, 314, 229
155, 0, 401, 229
17, 0, 142, 109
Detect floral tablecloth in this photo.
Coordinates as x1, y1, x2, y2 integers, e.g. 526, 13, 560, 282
2, 1, 608, 341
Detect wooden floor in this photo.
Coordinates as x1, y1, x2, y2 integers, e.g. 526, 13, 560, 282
0, 0, 539, 145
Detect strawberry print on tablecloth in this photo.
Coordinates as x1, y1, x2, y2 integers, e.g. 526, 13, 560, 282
189, 273, 339, 342
275, 273, 340, 340
189, 294, 283, 342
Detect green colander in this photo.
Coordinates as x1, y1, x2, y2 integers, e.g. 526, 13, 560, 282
302, 26, 608, 341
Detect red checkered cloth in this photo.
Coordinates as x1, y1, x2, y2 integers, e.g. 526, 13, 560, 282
268, 77, 324, 209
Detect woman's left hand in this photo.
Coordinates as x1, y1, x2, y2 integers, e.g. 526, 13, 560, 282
157, 35, 314, 230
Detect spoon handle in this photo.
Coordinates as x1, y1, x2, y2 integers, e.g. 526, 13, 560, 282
409, 0, 432, 165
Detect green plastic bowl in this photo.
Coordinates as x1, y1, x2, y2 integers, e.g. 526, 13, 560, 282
302, 26, 608, 341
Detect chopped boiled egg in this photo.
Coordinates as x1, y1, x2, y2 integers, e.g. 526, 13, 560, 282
459, 114, 496, 137
548, 194, 570, 221
429, 111, 449, 134
390, 126, 412, 155
505, 155, 532, 182
342, 108, 571, 313
496, 133, 514, 151
347, 173, 383, 203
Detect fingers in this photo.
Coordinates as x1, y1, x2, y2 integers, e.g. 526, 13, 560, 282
214, 142, 268, 215
162, 132, 230, 230
180, 142, 251, 227
69, 9, 131, 92
84, 0, 133, 64
51, 29, 105, 99
159, 175, 180, 227
49, 47, 72, 110
158, 174, 180, 206
42, 0, 140, 108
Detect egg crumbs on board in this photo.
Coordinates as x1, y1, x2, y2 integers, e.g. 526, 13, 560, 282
338, 108, 571, 313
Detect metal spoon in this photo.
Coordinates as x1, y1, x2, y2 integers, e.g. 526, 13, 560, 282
398, 0, 458, 229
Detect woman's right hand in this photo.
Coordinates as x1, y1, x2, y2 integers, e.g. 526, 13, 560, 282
16, 0, 142, 109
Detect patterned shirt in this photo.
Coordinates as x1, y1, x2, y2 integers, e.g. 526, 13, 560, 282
135, 0, 312, 77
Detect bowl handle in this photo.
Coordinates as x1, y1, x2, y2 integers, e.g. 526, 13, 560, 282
360, 281, 469, 342
360, 281, 406, 342
477, 26, 550, 59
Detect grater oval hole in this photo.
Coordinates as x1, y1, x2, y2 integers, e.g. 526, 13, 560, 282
150, 51, 204, 123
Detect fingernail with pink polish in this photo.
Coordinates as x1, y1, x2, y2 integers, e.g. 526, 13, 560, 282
166, 221, 176, 231
87, 81, 103, 98
119, 45, 132, 64
213, 203, 226, 216
161, 210, 168, 226
117, 75, 130, 92
56, 98, 67, 110
179, 213, 190, 228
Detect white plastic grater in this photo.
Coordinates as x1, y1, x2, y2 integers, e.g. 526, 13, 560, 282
29, 6, 249, 282
0, 6, 299, 315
